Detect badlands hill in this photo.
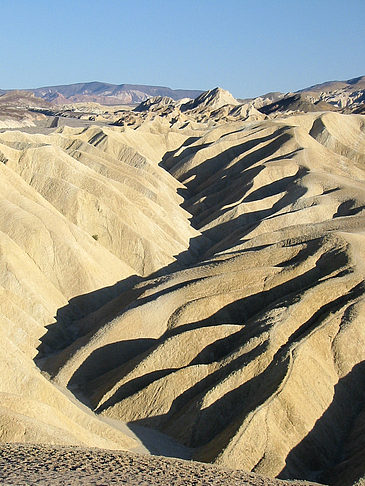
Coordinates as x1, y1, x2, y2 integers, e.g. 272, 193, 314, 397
0, 91, 52, 129
0, 81, 365, 485
258, 94, 337, 115
240, 75, 365, 114
247, 75, 365, 113
298, 76, 365, 113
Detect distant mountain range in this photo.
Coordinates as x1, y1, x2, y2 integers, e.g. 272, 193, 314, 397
298, 75, 365, 93
1, 75, 364, 126
1, 76, 364, 107
10, 82, 204, 105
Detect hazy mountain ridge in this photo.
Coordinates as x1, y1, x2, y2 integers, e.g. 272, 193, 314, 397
298, 75, 365, 93
20, 82, 204, 105
1, 75, 363, 109
1, 75, 363, 129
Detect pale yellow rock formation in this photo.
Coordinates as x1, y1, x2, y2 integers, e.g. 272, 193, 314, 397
0, 107, 365, 486
0, 122, 202, 453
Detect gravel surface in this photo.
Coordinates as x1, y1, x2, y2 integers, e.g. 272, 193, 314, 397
0, 444, 321, 486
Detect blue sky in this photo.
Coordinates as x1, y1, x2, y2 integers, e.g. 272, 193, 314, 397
1, 0, 364, 97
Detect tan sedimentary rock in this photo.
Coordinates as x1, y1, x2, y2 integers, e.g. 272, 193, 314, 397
0, 101, 364, 485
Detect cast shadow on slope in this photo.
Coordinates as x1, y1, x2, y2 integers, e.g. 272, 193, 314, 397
160, 126, 291, 184
160, 127, 296, 207
192, 155, 304, 229
68, 242, 332, 394
278, 360, 365, 486
64, 240, 351, 412
199, 169, 307, 249
35, 274, 144, 358
97, 262, 361, 443
34, 227, 214, 373
33, 223, 365, 472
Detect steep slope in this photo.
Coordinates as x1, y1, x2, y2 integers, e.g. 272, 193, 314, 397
181, 87, 240, 112
0, 122, 203, 453
0, 125, 202, 276
0, 156, 138, 449
1, 104, 365, 485
32, 112, 365, 484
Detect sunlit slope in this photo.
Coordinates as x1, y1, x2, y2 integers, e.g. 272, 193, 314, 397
0, 125, 202, 275
163, 113, 365, 256
0, 160, 140, 449
1, 111, 365, 483
0, 124, 202, 451
39, 113, 365, 483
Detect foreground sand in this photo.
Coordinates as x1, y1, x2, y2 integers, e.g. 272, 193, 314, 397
0, 444, 319, 486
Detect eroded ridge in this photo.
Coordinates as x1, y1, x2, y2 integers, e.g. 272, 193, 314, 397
0, 110, 365, 485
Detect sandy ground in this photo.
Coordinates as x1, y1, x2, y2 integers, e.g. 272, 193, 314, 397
0, 444, 320, 486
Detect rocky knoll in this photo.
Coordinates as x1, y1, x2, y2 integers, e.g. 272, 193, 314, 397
114, 87, 265, 128
0, 88, 365, 486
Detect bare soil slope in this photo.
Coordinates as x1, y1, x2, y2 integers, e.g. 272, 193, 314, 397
0, 102, 365, 485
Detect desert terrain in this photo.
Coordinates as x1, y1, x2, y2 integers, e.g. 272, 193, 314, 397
0, 443, 321, 486
0, 77, 365, 485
